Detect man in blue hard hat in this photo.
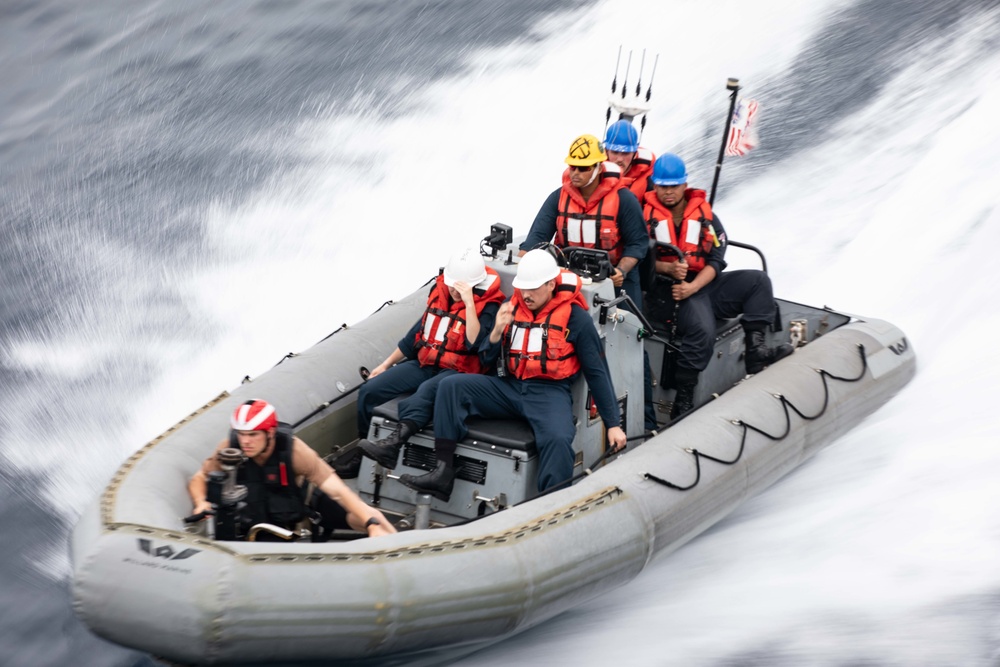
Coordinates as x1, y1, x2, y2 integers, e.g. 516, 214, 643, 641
643, 153, 794, 418
604, 119, 656, 200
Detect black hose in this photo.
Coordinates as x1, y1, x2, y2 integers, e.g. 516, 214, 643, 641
645, 344, 869, 491
290, 383, 363, 429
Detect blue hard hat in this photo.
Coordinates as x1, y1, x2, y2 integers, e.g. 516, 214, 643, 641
604, 120, 639, 153
650, 153, 688, 186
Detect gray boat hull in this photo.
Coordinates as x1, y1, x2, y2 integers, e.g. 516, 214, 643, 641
71, 265, 915, 664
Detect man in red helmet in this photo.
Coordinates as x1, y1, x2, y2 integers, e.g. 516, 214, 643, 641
188, 399, 396, 539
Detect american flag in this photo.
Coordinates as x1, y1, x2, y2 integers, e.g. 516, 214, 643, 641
725, 98, 760, 157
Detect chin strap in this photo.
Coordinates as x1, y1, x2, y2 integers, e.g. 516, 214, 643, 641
585, 163, 602, 187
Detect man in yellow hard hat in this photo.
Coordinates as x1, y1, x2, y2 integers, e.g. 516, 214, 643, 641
521, 134, 655, 431
520, 133, 648, 310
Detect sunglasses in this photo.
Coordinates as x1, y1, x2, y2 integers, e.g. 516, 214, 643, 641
569, 164, 596, 172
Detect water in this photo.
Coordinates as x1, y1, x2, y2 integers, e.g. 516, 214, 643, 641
2, 0, 999, 665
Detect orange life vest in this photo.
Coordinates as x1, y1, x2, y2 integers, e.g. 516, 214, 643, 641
618, 147, 654, 200
505, 270, 588, 381
643, 188, 717, 273
554, 162, 625, 264
415, 268, 504, 373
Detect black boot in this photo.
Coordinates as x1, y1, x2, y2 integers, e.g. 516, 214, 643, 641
670, 367, 699, 420
358, 421, 414, 470
330, 447, 363, 479
744, 326, 795, 375
399, 460, 456, 502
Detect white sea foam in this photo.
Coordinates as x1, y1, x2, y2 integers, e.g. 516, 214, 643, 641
18, 0, 1000, 663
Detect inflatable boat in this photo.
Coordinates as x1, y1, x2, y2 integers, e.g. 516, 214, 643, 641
71, 231, 916, 665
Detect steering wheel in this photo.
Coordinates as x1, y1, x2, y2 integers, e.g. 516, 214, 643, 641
654, 242, 684, 277
529, 241, 568, 267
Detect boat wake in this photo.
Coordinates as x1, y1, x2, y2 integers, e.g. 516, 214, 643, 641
2, 0, 1000, 664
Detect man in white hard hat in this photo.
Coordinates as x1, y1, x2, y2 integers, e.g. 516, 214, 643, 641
520, 133, 656, 433
352, 248, 506, 473
398, 250, 627, 501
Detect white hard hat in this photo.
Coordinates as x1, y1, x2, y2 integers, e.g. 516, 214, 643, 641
443, 248, 488, 287
513, 249, 560, 289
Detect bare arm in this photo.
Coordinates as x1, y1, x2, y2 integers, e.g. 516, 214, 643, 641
453, 281, 480, 344
672, 265, 717, 301
187, 471, 212, 515
617, 256, 639, 274
317, 474, 397, 537
188, 439, 227, 514
369, 347, 406, 378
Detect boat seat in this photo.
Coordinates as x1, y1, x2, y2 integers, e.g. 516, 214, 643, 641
372, 395, 537, 452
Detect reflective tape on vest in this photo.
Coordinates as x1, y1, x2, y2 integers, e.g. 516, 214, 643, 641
510, 326, 544, 353
422, 314, 451, 344
566, 218, 597, 246
652, 220, 672, 245
684, 221, 701, 246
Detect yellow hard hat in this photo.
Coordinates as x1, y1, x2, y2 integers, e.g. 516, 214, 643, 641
564, 134, 607, 167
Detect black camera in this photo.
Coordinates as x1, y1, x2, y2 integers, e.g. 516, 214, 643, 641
206, 448, 249, 541
483, 223, 513, 257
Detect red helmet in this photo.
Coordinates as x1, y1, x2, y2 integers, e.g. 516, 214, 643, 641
231, 399, 278, 431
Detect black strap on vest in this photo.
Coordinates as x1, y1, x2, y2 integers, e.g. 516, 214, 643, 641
648, 206, 711, 265
505, 303, 574, 376
558, 192, 617, 248
417, 305, 477, 366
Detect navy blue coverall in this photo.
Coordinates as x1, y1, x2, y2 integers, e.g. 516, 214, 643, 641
431, 304, 621, 492
355, 302, 499, 437
520, 187, 648, 309
522, 186, 655, 429
648, 213, 778, 373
